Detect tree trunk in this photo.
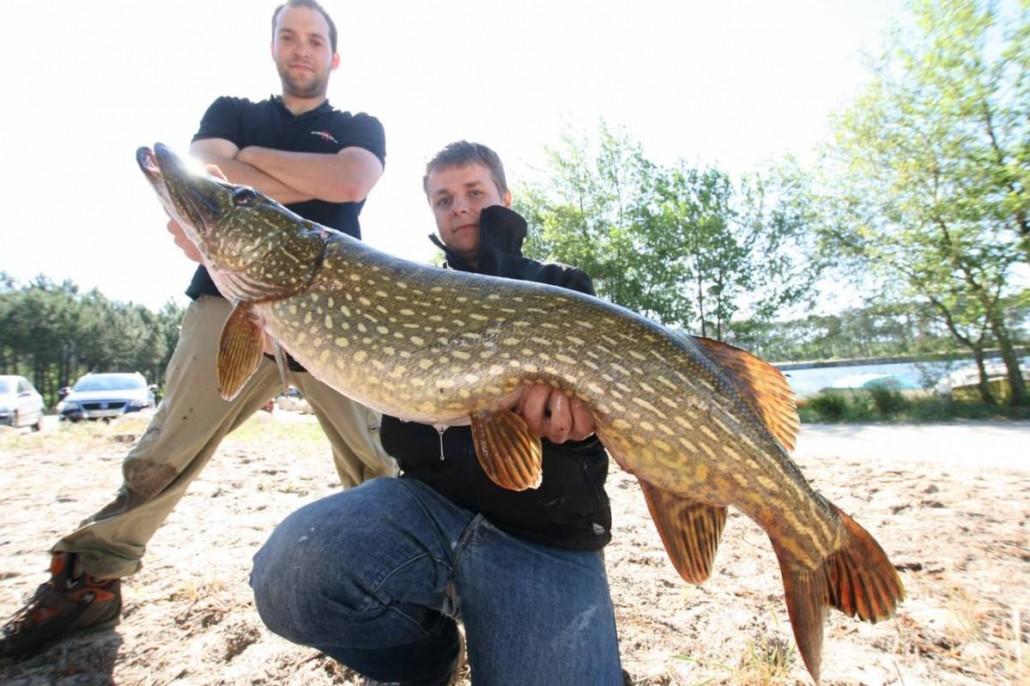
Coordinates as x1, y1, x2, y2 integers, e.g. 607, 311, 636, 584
987, 313, 1027, 405
695, 273, 707, 338
971, 349, 996, 404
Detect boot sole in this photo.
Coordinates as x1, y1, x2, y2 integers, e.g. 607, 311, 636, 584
0, 614, 121, 659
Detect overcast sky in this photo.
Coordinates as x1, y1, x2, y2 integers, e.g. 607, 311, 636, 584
2, 0, 910, 310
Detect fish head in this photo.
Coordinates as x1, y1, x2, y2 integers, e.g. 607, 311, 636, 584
137, 143, 327, 302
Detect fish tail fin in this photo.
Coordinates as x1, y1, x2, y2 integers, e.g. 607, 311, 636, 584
770, 539, 829, 683
770, 505, 906, 683
823, 504, 906, 623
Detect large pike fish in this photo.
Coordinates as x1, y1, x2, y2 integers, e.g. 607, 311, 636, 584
138, 143, 903, 682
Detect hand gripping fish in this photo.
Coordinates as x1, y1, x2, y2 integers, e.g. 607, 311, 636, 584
138, 143, 903, 682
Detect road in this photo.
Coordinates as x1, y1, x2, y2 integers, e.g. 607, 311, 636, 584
796, 421, 1030, 471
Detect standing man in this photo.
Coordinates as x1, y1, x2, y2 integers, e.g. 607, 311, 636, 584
250, 142, 625, 686
0, 0, 395, 658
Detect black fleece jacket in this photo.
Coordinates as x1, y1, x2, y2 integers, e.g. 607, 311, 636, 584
379, 206, 612, 550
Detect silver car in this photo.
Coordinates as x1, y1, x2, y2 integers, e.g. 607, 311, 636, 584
59, 372, 156, 422
0, 375, 45, 430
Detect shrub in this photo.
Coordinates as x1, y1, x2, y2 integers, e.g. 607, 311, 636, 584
799, 392, 1030, 423
807, 392, 849, 421
868, 384, 909, 416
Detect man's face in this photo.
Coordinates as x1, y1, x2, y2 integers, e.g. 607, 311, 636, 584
426, 163, 512, 264
271, 5, 339, 99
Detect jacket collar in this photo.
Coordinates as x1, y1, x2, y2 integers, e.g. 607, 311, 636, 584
429, 205, 528, 274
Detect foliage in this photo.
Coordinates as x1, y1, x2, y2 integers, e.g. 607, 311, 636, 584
818, 0, 1029, 404
805, 392, 850, 421
517, 123, 821, 339
518, 125, 685, 324
799, 389, 1030, 423
0, 272, 184, 406
868, 384, 910, 415
736, 293, 1028, 362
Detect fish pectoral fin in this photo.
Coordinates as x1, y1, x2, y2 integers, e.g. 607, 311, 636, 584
469, 409, 543, 491
692, 336, 800, 452
638, 479, 727, 584
217, 303, 265, 401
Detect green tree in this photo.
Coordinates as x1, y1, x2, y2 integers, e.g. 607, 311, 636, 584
519, 124, 684, 322
820, 0, 1027, 404
675, 158, 822, 339
519, 124, 820, 339
0, 275, 184, 406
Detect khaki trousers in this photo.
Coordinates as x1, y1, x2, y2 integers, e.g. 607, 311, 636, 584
54, 295, 397, 579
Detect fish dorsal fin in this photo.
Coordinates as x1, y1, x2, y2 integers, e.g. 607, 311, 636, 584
692, 336, 800, 452
639, 479, 727, 584
469, 409, 543, 491
217, 303, 265, 401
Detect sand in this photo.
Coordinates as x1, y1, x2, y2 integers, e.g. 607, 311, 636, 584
0, 413, 1027, 685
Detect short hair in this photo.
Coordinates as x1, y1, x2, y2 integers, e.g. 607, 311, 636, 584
272, 0, 338, 53
423, 141, 509, 197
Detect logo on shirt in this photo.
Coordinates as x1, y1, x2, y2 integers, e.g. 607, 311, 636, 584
310, 130, 339, 144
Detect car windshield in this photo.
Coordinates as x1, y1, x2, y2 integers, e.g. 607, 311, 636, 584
73, 375, 145, 392
0, 379, 13, 394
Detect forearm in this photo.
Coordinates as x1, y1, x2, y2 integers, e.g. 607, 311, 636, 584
237, 146, 381, 203
192, 152, 314, 205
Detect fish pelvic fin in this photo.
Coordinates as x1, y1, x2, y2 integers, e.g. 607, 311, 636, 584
217, 303, 265, 401
638, 479, 726, 584
692, 336, 800, 451
469, 409, 543, 491
771, 504, 905, 683
271, 339, 291, 395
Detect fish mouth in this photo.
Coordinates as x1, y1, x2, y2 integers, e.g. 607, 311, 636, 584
136, 143, 229, 239
135, 146, 160, 182
136, 145, 170, 209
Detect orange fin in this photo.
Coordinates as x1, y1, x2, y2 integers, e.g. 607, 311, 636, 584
824, 503, 906, 622
217, 303, 265, 401
469, 409, 543, 491
692, 336, 800, 451
770, 503, 905, 683
770, 541, 829, 683
639, 479, 726, 584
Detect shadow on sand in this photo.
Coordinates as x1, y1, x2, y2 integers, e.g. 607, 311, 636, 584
0, 625, 123, 685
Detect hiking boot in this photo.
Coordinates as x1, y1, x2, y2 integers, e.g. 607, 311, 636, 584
0, 552, 121, 658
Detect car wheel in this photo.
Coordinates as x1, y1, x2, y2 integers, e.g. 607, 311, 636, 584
32, 416, 43, 432
12, 410, 19, 428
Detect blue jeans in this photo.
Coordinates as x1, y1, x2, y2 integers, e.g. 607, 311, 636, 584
250, 477, 623, 685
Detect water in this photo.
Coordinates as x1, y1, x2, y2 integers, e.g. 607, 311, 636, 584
778, 356, 1030, 398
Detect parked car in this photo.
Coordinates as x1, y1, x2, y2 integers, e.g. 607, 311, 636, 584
0, 375, 45, 431
60, 372, 156, 422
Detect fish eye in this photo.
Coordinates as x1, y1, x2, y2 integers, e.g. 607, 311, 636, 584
232, 187, 259, 205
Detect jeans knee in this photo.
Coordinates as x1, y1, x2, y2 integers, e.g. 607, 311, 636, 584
250, 509, 334, 641
250, 543, 294, 638
250, 495, 383, 643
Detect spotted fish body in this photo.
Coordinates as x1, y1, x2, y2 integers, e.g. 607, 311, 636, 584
268, 242, 839, 564
138, 143, 904, 682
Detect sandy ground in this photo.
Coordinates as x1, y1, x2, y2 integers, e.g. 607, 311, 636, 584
0, 413, 1027, 685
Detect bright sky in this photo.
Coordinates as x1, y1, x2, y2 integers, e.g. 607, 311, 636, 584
3, 0, 907, 311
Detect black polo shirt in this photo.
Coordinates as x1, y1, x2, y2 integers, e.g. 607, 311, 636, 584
185, 95, 386, 299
